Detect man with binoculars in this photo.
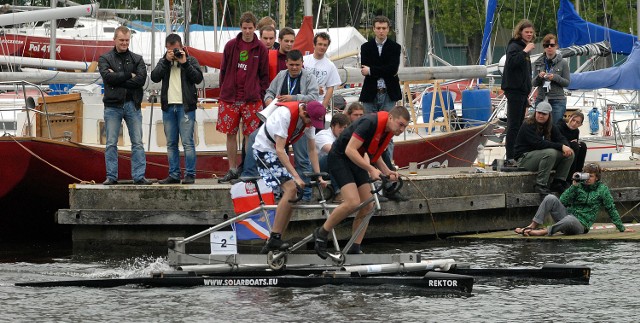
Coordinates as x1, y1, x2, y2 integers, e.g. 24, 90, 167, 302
514, 163, 635, 236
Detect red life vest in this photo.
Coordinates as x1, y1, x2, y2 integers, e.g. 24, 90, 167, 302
358, 111, 393, 163
264, 101, 308, 145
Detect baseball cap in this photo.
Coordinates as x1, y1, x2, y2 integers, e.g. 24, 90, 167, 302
535, 101, 552, 114
305, 101, 326, 129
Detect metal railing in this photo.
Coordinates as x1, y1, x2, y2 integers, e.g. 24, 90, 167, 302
0, 80, 51, 138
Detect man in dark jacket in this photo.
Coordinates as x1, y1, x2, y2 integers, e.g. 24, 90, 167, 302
217, 11, 269, 183
502, 19, 535, 165
98, 25, 149, 185
358, 15, 402, 183
359, 15, 401, 114
150, 34, 204, 185
514, 101, 574, 195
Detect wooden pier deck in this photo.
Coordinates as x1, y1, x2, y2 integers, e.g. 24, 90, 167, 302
56, 160, 640, 252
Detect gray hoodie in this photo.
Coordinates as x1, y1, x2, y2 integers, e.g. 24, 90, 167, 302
532, 52, 570, 100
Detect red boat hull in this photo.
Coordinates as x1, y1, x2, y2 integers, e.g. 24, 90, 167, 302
0, 123, 494, 241
0, 34, 112, 62
0, 137, 232, 241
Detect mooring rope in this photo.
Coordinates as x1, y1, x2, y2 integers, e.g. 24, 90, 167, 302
9, 136, 94, 184
400, 174, 440, 239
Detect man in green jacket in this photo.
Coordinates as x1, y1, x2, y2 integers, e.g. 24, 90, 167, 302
514, 163, 635, 236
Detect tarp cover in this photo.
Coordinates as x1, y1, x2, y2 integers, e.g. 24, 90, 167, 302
568, 41, 640, 90
558, 0, 637, 55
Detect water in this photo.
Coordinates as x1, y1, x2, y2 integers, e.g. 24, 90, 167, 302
1, 239, 639, 322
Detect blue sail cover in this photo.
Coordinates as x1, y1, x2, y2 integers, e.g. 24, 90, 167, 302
568, 41, 640, 90
479, 0, 497, 65
558, 0, 637, 55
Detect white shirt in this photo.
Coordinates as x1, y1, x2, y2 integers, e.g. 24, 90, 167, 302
314, 128, 336, 158
303, 54, 341, 101
253, 106, 316, 154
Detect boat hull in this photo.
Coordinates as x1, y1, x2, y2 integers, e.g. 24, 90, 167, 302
0, 137, 230, 241
0, 34, 112, 63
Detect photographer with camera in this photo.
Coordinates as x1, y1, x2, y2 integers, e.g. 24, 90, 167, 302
150, 33, 203, 184
514, 163, 635, 236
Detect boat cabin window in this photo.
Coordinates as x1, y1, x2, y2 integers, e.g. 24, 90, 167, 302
104, 27, 115, 33
155, 121, 199, 147
0, 121, 16, 131
203, 120, 228, 146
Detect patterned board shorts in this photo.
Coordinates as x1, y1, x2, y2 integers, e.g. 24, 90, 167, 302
254, 150, 293, 189
216, 100, 263, 136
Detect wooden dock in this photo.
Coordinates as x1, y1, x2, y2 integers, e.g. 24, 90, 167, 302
451, 223, 640, 241
56, 161, 640, 252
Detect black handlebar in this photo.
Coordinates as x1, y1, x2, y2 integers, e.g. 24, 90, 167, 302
370, 175, 403, 195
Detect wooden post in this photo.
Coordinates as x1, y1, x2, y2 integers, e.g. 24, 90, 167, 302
402, 80, 451, 134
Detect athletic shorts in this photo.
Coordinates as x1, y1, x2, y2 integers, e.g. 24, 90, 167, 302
254, 150, 292, 189
216, 100, 263, 136
327, 151, 370, 189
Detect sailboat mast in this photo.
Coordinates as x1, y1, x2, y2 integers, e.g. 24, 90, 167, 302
424, 0, 434, 67
278, 0, 286, 29
395, 0, 405, 67
303, 0, 312, 16
164, 0, 172, 33
485, 0, 492, 64
50, 0, 57, 61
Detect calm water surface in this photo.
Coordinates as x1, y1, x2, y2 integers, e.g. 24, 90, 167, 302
1, 239, 638, 322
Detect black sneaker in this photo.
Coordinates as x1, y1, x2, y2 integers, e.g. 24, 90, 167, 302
384, 190, 409, 202
534, 184, 552, 195
182, 176, 195, 185
313, 227, 329, 260
504, 159, 518, 167
102, 178, 118, 185
259, 238, 290, 254
219, 169, 238, 183
158, 176, 180, 184
347, 244, 364, 254
134, 178, 153, 185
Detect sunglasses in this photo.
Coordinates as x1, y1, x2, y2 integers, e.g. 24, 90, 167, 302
543, 43, 556, 48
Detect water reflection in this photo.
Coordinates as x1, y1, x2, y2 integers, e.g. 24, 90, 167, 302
1, 240, 639, 321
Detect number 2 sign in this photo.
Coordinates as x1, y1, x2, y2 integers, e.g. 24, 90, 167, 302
210, 231, 238, 255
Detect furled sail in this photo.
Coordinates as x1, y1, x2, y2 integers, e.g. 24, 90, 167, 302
568, 42, 640, 90
557, 0, 637, 55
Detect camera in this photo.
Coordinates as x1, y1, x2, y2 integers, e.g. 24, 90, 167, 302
572, 172, 590, 182
173, 48, 183, 58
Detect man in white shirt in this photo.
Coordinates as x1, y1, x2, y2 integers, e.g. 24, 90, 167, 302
303, 32, 342, 109
315, 113, 350, 202
253, 100, 327, 253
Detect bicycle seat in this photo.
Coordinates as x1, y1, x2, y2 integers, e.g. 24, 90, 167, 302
238, 176, 262, 183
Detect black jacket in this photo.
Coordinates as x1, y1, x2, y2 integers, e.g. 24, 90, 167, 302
150, 53, 204, 112
98, 47, 146, 109
514, 121, 569, 159
501, 38, 532, 95
358, 38, 402, 103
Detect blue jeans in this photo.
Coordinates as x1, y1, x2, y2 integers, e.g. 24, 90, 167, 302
536, 98, 567, 125
163, 104, 196, 178
362, 92, 396, 114
104, 102, 146, 181
293, 138, 312, 200
241, 129, 259, 177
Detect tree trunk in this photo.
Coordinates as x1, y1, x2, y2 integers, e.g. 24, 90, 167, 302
466, 32, 483, 65
408, 5, 426, 67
